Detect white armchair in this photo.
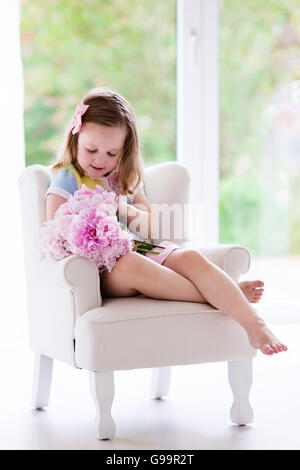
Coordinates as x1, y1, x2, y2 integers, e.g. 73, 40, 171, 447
18, 161, 256, 440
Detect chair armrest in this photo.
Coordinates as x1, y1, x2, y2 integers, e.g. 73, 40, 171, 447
181, 242, 251, 282
39, 255, 102, 313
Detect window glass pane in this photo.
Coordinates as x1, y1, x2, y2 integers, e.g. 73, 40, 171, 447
220, 0, 300, 320
21, 0, 176, 167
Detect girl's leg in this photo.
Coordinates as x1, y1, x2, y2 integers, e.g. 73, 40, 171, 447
162, 249, 287, 356
100, 251, 206, 302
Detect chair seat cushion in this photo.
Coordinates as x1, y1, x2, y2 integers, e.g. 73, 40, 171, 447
74, 295, 256, 371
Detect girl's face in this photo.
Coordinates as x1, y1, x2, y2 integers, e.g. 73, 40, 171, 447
77, 122, 127, 179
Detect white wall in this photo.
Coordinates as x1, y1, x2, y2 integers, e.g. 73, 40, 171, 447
0, 0, 27, 348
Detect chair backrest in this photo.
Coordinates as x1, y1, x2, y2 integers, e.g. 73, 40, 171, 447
143, 161, 191, 245
18, 165, 52, 282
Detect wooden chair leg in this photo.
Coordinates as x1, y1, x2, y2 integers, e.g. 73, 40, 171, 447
89, 370, 116, 440
151, 367, 172, 399
228, 358, 254, 425
32, 353, 53, 409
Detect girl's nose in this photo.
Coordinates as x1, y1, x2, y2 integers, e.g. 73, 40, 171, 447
94, 159, 107, 166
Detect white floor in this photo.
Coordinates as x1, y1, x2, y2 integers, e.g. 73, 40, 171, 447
0, 255, 299, 450
0, 322, 299, 450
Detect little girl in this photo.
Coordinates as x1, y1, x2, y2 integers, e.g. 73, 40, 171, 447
46, 86, 287, 356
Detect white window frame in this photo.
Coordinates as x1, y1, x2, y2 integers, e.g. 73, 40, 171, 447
177, 0, 219, 245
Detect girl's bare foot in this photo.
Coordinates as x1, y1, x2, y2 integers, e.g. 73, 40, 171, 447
246, 319, 288, 355
239, 280, 264, 303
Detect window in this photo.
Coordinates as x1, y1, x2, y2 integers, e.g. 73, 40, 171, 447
220, 0, 300, 320
21, 0, 176, 167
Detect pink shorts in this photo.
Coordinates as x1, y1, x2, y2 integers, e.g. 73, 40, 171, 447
99, 240, 182, 279
144, 240, 182, 265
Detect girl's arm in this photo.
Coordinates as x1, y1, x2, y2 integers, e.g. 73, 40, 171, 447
118, 187, 152, 239
46, 193, 68, 221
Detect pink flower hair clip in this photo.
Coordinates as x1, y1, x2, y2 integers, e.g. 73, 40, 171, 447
68, 101, 89, 135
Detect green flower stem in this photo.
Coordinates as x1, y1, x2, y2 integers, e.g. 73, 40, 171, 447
137, 247, 160, 254
133, 239, 165, 249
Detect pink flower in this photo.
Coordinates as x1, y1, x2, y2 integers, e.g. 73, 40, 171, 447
40, 215, 73, 260
41, 185, 133, 272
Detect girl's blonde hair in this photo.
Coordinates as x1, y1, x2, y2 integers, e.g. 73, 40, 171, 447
52, 87, 144, 195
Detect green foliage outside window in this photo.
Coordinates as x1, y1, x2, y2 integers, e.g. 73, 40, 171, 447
220, 0, 300, 255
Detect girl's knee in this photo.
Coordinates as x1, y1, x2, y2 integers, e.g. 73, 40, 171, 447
115, 250, 144, 275
179, 249, 209, 269
181, 248, 205, 260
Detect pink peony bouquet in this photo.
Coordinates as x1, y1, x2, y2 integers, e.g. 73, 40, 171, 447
40, 184, 134, 272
